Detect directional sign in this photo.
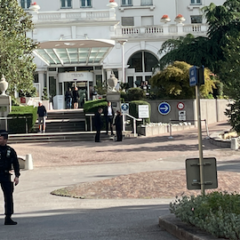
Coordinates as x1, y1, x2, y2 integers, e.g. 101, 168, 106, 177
158, 102, 171, 115
189, 66, 198, 87
121, 103, 129, 115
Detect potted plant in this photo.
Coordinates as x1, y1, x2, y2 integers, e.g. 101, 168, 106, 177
175, 14, 185, 24
29, 2, 40, 12
161, 15, 171, 24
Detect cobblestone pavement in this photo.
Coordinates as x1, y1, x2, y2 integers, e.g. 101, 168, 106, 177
13, 121, 240, 199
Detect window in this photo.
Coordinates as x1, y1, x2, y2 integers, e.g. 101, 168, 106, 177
141, 0, 153, 6
61, 0, 72, 8
20, 0, 31, 9
81, 0, 92, 7
122, 17, 134, 26
122, 0, 132, 6
191, 15, 202, 23
191, 0, 201, 4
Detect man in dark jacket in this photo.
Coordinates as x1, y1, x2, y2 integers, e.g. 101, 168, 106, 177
0, 130, 20, 225
114, 110, 123, 141
94, 108, 103, 142
103, 101, 114, 135
65, 88, 72, 109
37, 101, 47, 133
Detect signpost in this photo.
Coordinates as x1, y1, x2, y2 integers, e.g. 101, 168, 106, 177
179, 111, 186, 121
158, 102, 171, 115
121, 103, 129, 115
138, 105, 149, 119
177, 102, 185, 110
189, 65, 205, 195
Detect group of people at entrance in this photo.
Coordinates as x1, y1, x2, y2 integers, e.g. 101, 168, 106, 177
65, 87, 86, 109
94, 102, 123, 142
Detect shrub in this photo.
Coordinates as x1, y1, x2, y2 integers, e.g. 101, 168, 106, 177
127, 88, 145, 101
8, 106, 37, 133
170, 192, 240, 240
129, 100, 151, 125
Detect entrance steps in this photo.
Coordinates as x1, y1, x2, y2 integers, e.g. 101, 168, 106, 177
8, 131, 135, 144
45, 109, 86, 133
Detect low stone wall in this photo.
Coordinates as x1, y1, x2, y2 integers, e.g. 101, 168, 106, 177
209, 131, 232, 148
137, 123, 196, 137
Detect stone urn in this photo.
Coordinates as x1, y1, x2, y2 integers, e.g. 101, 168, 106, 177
107, 0, 118, 8
161, 15, 171, 24
107, 73, 118, 92
175, 14, 185, 24
29, 2, 40, 12
0, 75, 8, 96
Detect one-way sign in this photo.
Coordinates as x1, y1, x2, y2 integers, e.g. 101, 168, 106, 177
158, 102, 171, 115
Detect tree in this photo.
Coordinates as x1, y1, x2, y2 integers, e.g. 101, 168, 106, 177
0, 0, 37, 96
150, 61, 216, 99
158, 0, 240, 74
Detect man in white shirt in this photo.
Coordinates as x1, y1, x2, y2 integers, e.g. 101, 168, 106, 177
103, 101, 115, 135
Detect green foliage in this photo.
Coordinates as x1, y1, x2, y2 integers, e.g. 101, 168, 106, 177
42, 87, 49, 100
126, 88, 146, 101
170, 192, 240, 240
8, 106, 37, 133
129, 100, 151, 124
158, 0, 240, 74
83, 99, 107, 113
150, 61, 216, 99
0, 0, 37, 96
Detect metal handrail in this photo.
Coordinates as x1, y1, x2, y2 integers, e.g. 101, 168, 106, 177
0, 116, 32, 133
85, 113, 142, 136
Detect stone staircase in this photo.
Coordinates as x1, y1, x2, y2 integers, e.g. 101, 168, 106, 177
45, 109, 86, 132
8, 109, 136, 144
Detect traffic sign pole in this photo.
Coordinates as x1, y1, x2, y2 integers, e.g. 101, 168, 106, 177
196, 85, 205, 195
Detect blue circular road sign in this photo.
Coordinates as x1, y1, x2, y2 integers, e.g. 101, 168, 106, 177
158, 102, 171, 115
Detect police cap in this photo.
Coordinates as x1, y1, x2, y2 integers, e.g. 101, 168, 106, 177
0, 130, 8, 139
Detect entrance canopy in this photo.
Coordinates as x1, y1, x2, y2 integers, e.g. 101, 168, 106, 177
34, 39, 115, 66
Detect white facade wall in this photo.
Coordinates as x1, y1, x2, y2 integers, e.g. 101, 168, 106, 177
20, 0, 225, 101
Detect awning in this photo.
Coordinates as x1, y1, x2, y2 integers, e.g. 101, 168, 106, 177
34, 39, 115, 66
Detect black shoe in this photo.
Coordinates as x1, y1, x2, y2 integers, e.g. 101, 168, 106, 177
4, 217, 17, 225
111, 133, 115, 136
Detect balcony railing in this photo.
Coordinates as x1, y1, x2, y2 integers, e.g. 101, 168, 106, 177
31, 8, 116, 23
114, 24, 208, 38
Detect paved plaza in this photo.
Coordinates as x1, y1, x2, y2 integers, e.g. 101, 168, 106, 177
0, 121, 238, 240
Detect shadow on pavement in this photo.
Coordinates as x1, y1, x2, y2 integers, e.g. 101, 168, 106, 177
0, 204, 177, 240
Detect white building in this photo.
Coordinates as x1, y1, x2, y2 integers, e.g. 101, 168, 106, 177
20, 0, 225, 108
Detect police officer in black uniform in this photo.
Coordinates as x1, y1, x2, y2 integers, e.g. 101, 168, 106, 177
0, 130, 20, 225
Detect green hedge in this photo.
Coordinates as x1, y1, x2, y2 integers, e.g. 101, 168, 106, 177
129, 100, 151, 124
170, 192, 240, 240
8, 106, 38, 134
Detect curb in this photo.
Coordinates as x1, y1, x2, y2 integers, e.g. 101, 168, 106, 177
159, 215, 225, 240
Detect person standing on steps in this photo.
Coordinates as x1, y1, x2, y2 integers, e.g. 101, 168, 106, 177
0, 130, 20, 225
37, 101, 47, 133
103, 101, 114, 135
114, 110, 123, 141
72, 87, 80, 109
65, 88, 72, 109
94, 108, 103, 142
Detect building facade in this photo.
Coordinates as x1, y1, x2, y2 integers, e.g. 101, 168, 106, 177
20, 0, 225, 108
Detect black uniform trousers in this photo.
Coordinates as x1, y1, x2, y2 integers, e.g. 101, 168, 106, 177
105, 116, 114, 134
116, 130, 122, 141
0, 174, 14, 216
95, 129, 101, 142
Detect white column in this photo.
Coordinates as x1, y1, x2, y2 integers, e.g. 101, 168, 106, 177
38, 71, 45, 99
118, 40, 128, 83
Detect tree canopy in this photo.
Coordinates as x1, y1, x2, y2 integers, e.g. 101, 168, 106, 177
150, 61, 216, 99
158, 0, 240, 74
0, 0, 37, 96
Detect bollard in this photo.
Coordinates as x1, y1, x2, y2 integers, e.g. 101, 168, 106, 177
231, 138, 239, 150
25, 154, 33, 170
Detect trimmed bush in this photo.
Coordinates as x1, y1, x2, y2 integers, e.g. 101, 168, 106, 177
8, 106, 37, 134
129, 100, 151, 124
127, 88, 146, 101
170, 192, 240, 240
